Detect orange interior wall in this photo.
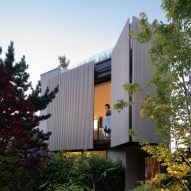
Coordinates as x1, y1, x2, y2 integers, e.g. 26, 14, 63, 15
94, 81, 111, 119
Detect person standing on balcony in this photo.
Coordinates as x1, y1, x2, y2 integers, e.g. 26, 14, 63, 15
105, 104, 111, 116
104, 104, 111, 137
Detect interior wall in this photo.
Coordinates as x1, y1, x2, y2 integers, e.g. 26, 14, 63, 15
94, 81, 111, 119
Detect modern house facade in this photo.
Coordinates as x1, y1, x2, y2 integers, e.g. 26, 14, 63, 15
40, 17, 161, 190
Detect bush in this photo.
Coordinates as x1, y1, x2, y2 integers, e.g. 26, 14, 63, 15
42, 183, 84, 191
37, 152, 75, 190
36, 152, 125, 191
72, 154, 125, 191
129, 182, 157, 191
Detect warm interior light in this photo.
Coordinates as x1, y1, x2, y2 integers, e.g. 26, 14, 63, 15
94, 81, 111, 119
94, 119, 98, 130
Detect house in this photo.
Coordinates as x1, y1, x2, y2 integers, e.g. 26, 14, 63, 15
40, 17, 161, 190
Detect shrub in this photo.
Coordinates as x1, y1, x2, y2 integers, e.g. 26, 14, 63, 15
37, 152, 75, 190
42, 183, 84, 191
72, 154, 125, 191
37, 152, 125, 191
129, 182, 158, 191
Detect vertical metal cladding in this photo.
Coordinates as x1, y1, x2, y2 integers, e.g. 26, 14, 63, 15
40, 68, 61, 133
111, 20, 130, 147
132, 17, 161, 143
47, 63, 94, 151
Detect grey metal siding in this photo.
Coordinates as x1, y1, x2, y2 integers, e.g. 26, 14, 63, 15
46, 63, 94, 151
40, 68, 61, 133
111, 20, 130, 147
132, 17, 161, 143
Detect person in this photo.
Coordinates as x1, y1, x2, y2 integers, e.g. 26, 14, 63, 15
103, 104, 111, 137
105, 104, 111, 116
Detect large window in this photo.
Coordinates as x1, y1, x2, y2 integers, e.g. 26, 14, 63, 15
94, 81, 111, 141
94, 81, 111, 119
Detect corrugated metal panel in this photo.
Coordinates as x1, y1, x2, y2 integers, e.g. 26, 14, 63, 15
47, 63, 94, 151
132, 17, 161, 143
39, 68, 61, 133
111, 20, 130, 147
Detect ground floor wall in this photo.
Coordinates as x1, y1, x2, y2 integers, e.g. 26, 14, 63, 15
108, 147, 145, 191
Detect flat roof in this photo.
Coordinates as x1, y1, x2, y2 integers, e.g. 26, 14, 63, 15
41, 48, 112, 77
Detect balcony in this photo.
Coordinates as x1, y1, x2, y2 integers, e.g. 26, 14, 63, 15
94, 117, 111, 149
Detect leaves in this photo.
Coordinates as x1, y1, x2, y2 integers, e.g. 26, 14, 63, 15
115, 1, 191, 190
123, 83, 143, 95
58, 55, 70, 69
37, 153, 125, 191
131, 12, 152, 43
114, 83, 143, 112
135, 0, 191, 190
0, 42, 58, 190
113, 99, 128, 112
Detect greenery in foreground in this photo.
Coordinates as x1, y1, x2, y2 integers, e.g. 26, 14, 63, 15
116, 0, 191, 190
36, 152, 125, 191
0, 42, 125, 191
0, 42, 58, 190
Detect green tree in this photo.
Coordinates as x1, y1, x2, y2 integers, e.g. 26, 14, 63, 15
0, 42, 58, 190
116, 0, 191, 190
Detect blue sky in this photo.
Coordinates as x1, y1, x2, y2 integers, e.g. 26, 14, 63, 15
0, 0, 166, 86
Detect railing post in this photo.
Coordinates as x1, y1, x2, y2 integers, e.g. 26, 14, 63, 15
98, 117, 103, 141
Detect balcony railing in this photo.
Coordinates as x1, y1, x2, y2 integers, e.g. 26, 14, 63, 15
94, 117, 111, 148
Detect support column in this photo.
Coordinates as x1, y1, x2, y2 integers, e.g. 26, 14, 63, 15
108, 147, 145, 191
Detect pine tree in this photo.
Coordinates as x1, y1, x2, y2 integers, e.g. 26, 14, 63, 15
0, 42, 58, 190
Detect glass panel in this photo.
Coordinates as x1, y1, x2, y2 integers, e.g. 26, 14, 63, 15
94, 81, 111, 142
103, 116, 111, 138
76, 48, 112, 67
94, 117, 111, 141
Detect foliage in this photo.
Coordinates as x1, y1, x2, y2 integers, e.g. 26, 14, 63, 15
72, 153, 125, 191
39, 182, 84, 191
129, 181, 158, 191
115, 0, 191, 190
114, 83, 142, 112
48, 184, 84, 191
139, 1, 191, 188
0, 42, 58, 191
37, 152, 125, 191
58, 55, 70, 69
37, 152, 75, 190
143, 144, 191, 190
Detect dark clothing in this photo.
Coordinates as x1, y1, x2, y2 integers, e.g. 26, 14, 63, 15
106, 110, 111, 116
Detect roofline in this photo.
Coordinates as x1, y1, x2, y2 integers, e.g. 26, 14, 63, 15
40, 67, 60, 76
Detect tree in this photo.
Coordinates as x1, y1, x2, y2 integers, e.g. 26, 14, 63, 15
0, 42, 58, 190
115, 0, 191, 190
58, 55, 70, 69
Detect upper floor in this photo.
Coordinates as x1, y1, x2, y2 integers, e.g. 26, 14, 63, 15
40, 17, 161, 151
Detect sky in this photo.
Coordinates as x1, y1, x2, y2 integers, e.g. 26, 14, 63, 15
0, 0, 166, 86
